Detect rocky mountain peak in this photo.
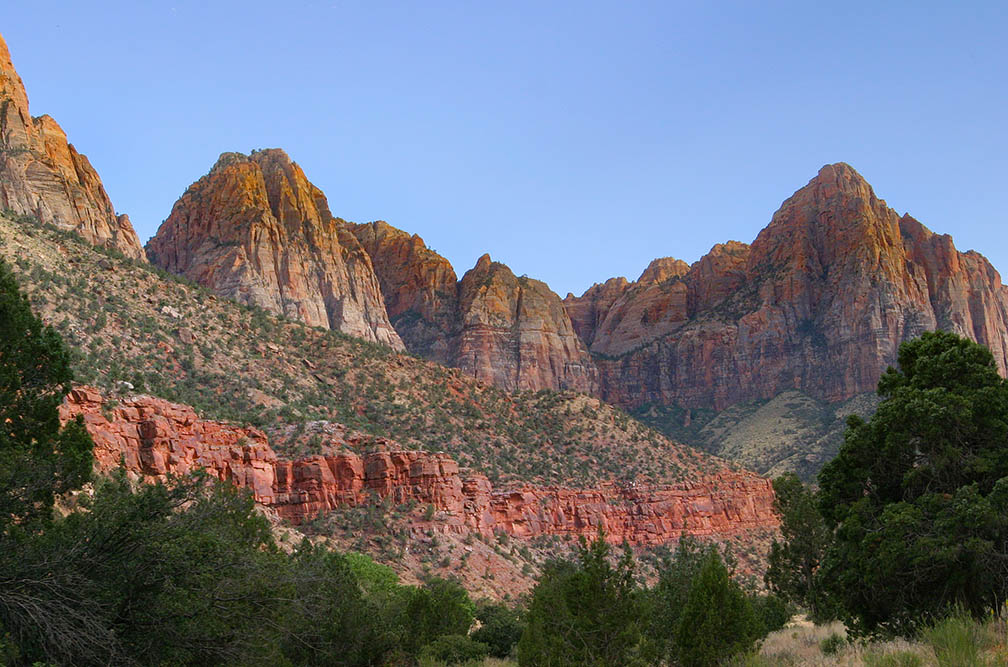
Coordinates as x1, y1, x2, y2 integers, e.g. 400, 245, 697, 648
638, 257, 690, 284
569, 163, 1008, 416
0, 33, 145, 260
0, 34, 30, 123
146, 149, 404, 349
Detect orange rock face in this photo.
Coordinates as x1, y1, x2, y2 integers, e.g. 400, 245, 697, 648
453, 254, 597, 392
349, 221, 460, 363
62, 387, 777, 544
146, 150, 404, 349
351, 219, 597, 393
0, 34, 144, 260
568, 163, 1008, 409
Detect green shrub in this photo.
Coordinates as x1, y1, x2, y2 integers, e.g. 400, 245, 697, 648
673, 551, 762, 667
418, 634, 489, 664
819, 632, 845, 655
471, 601, 523, 658
752, 593, 792, 634
923, 612, 989, 667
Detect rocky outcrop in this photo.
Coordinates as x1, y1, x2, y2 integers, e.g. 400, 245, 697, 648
568, 163, 1008, 410
62, 387, 777, 544
349, 220, 460, 363
452, 254, 596, 392
350, 219, 597, 393
0, 33, 144, 259
146, 150, 403, 349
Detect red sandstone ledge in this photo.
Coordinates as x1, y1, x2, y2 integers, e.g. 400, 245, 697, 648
62, 387, 778, 545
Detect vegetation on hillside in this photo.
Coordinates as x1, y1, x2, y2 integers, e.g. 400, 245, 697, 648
0, 211, 720, 488
632, 391, 880, 482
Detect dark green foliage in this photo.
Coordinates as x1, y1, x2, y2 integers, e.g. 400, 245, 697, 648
751, 593, 792, 635
1, 471, 407, 666
400, 577, 476, 657
819, 632, 845, 655
0, 256, 92, 529
517, 531, 641, 667
672, 552, 761, 667
765, 472, 836, 622
417, 634, 489, 664
645, 536, 720, 661
470, 601, 524, 658
277, 542, 392, 666
818, 331, 1008, 636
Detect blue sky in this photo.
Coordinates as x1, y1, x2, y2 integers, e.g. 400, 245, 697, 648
4, 1, 1006, 296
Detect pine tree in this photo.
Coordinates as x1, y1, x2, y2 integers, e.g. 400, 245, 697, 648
0, 256, 92, 530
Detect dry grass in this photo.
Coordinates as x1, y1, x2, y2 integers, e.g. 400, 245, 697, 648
750, 614, 1008, 666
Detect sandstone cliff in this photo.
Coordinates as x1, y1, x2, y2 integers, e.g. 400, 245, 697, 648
567, 163, 1008, 410
63, 387, 777, 545
146, 150, 403, 349
350, 220, 596, 393
453, 254, 596, 392
349, 220, 460, 363
0, 33, 144, 259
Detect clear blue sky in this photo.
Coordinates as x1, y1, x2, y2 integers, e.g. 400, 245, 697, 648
4, 1, 1006, 296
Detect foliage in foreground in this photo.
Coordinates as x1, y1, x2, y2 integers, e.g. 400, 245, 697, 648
818, 331, 1008, 636
767, 331, 1008, 639
1, 471, 485, 666
0, 255, 92, 531
517, 531, 785, 667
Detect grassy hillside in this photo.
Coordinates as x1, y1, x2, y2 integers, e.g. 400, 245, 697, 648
0, 211, 727, 488
632, 391, 879, 482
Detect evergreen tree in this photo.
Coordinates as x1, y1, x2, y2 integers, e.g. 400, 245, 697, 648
672, 551, 761, 667
0, 257, 92, 529
517, 530, 641, 666
819, 331, 1008, 635
765, 472, 836, 622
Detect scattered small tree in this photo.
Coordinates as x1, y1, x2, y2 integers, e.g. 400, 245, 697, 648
765, 472, 836, 622
517, 529, 641, 666
673, 551, 762, 667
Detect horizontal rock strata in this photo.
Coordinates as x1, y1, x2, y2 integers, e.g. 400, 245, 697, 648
63, 387, 777, 544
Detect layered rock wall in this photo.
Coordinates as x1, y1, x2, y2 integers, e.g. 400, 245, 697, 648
0, 33, 144, 259
62, 388, 777, 544
350, 219, 597, 393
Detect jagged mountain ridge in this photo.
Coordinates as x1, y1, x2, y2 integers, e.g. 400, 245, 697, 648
570, 163, 1008, 411
348, 220, 597, 393
0, 33, 144, 259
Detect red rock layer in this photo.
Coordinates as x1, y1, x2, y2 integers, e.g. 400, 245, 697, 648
567, 164, 1008, 409
0, 33, 144, 260
350, 219, 597, 393
62, 387, 777, 544
146, 150, 403, 349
